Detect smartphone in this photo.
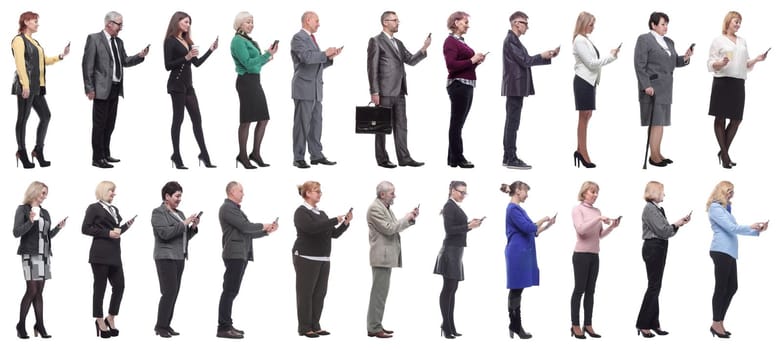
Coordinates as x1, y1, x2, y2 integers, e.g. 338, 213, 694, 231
144, 44, 151, 53
274, 216, 279, 224
480, 216, 487, 222
617, 42, 622, 49
272, 39, 279, 49
427, 32, 432, 38
66, 41, 71, 48
339, 45, 344, 50
484, 51, 490, 56
616, 216, 623, 222
552, 212, 558, 220
416, 203, 421, 209
688, 43, 695, 51
196, 211, 203, 219
61, 216, 69, 223
764, 47, 772, 57
130, 214, 138, 222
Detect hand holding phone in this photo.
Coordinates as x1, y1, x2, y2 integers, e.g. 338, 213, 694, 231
272, 40, 279, 49
688, 43, 696, 53
480, 216, 487, 222
196, 211, 203, 219
764, 47, 771, 58
274, 216, 279, 225
427, 32, 432, 38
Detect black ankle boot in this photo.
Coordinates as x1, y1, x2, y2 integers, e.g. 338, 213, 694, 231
16, 322, 29, 339
16, 149, 35, 169
31, 146, 51, 167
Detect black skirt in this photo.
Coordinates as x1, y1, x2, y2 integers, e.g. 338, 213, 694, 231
708, 77, 745, 120
236, 73, 270, 123
573, 75, 596, 111
433, 245, 464, 281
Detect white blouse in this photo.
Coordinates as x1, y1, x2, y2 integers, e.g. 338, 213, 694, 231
707, 35, 751, 80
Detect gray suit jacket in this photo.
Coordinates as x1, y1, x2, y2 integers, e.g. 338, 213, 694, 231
151, 204, 197, 260
633, 32, 689, 104
219, 199, 267, 261
82, 31, 145, 100
367, 33, 426, 97
367, 198, 414, 268
641, 201, 678, 240
291, 29, 333, 101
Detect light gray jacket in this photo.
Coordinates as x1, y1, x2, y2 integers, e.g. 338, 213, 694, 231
367, 198, 414, 268
290, 29, 333, 101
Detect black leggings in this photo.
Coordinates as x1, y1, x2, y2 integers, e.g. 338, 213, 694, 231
710, 251, 738, 322
439, 277, 459, 333
571, 252, 599, 326
19, 280, 45, 326
170, 89, 209, 157
16, 94, 51, 150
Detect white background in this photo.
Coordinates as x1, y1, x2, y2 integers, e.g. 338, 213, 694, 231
1, 0, 779, 349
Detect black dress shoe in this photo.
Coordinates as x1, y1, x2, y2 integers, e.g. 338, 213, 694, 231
648, 158, 667, 167
167, 327, 180, 336
300, 331, 320, 338
230, 326, 244, 335
216, 329, 244, 339
92, 159, 114, 168
311, 157, 336, 165
155, 328, 172, 338
456, 160, 474, 168
378, 161, 397, 168
315, 330, 330, 336
399, 159, 424, 167
293, 160, 311, 169
105, 156, 121, 163
663, 158, 673, 164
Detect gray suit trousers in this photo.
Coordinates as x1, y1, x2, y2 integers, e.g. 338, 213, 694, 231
366, 266, 392, 332
292, 99, 324, 161
375, 95, 411, 163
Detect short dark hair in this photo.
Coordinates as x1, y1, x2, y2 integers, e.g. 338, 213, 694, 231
509, 11, 528, 24
161, 181, 183, 200
381, 11, 396, 24
648, 12, 669, 30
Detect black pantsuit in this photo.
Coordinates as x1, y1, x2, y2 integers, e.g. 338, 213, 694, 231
155, 259, 185, 330
293, 255, 330, 334
636, 239, 668, 329
446, 81, 473, 164
91, 263, 124, 317
571, 252, 599, 326
91, 84, 121, 161
710, 251, 738, 322
217, 258, 248, 331
16, 94, 51, 151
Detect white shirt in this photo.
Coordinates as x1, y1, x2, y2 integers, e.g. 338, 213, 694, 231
650, 31, 671, 56
102, 30, 121, 82
707, 35, 751, 80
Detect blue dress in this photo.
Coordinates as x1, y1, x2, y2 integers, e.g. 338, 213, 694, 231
504, 203, 539, 289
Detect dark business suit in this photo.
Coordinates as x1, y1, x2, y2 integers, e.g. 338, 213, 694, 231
367, 33, 426, 164
501, 30, 550, 163
151, 203, 198, 332
291, 30, 333, 162
164, 37, 213, 161
81, 202, 130, 317
633, 33, 688, 126
434, 199, 470, 336
82, 31, 145, 161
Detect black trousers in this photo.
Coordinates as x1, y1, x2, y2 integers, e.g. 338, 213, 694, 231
710, 251, 738, 322
503, 96, 524, 162
91, 263, 124, 318
571, 252, 599, 326
16, 94, 51, 150
91, 84, 120, 160
446, 81, 473, 164
375, 95, 411, 163
217, 259, 247, 330
170, 87, 209, 157
636, 239, 668, 329
293, 255, 330, 334
439, 277, 459, 333
155, 259, 185, 330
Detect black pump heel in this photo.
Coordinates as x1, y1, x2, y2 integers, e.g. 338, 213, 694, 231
198, 153, 216, 168
573, 151, 596, 168
95, 320, 111, 338
235, 154, 257, 169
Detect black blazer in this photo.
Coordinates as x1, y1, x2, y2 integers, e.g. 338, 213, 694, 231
292, 206, 349, 257
81, 202, 129, 265
441, 199, 469, 247
13, 204, 60, 255
164, 37, 213, 93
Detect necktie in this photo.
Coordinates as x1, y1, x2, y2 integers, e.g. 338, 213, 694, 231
390, 37, 399, 53
110, 37, 122, 81
310, 34, 318, 48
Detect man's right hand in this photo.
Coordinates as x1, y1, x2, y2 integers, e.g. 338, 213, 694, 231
371, 94, 380, 105
86, 91, 95, 100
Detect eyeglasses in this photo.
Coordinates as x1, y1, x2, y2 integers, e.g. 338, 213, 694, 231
110, 20, 123, 27
383, 19, 400, 23
514, 20, 528, 27
454, 189, 468, 196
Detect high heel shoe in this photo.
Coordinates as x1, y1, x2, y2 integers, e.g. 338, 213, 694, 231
570, 326, 586, 339
235, 155, 257, 169
31, 146, 51, 167
583, 326, 601, 338
16, 322, 29, 339
33, 324, 51, 338
651, 328, 669, 336
440, 327, 456, 339
94, 320, 111, 338
249, 153, 270, 167
573, 151, 596, 168
170, 154, 188, 170
509, 328, 532, 339
710, 326, 729, 338
16, 150, 35, 169
104, 317, 119, 337
198, 153, 216, 168
717, 151, 736, 167
637, 329, 655, 338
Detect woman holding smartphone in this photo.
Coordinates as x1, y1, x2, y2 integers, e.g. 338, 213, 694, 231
13, 181, 66, 338
635, 181, 690, 337
163, 11, 218, 169
81, 181, 136, 338
151, 181, 199, 337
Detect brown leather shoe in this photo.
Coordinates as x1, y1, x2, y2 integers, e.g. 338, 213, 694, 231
367, 330, 393, 338
216, 329, 244, 339
382, 328, 394, 334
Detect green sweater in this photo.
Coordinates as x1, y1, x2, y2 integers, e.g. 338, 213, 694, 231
231, 34, 271, 75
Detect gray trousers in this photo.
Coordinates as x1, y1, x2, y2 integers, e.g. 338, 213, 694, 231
292, 99, 324, 161
375, 95, 410, 163
366, 266, 392, 332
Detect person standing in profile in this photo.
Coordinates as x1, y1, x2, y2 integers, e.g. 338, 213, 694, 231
367, 11, 430, 168
290, 11, 342, 169
216, 181, 278, 339
82, 11, 148, 169
501, 11, 558, 170
366, 181, 418, 338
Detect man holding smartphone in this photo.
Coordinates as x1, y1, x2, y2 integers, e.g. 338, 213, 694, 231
367, 11, 431, 168
366, 181, 419, 338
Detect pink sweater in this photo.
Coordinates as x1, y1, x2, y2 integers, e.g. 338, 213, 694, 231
571, 202, 614, 253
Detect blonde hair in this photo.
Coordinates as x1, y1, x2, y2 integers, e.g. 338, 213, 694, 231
722, 11, 741, 35
644, 181, 664, 202
572, 11, 595, 41
706, 181, 733, 210
95, 181, 116, 202
577, 181, 599, 201
233, 11, 252, 31
23, 181, 47, 205
297, 181, 321, 199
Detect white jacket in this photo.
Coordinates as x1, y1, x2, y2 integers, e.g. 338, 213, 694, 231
573, 34, 617, 86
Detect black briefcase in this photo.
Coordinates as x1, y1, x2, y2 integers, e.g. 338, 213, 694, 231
355, 103, 392, 134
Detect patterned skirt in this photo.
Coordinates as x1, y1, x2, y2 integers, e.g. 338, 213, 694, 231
22, 254, 51, 281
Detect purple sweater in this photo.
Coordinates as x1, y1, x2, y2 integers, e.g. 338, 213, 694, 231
443, 35, 477, 80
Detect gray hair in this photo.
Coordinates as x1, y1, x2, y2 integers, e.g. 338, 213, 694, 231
301, 11, 316, 24
376, 181, 394, 198
104, 11, 122, 25
233, 11, 252, 31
